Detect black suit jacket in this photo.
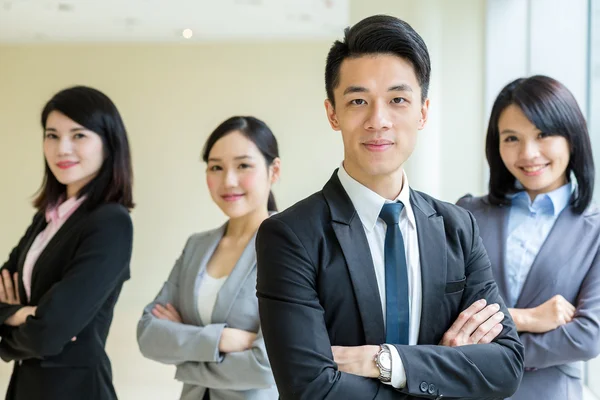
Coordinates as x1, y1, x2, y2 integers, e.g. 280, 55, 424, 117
0, 202, 133, 400
256, 172, 524, 400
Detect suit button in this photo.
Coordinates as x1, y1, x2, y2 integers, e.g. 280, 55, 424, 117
428, 383, 437, 394
420, 382, 428, 392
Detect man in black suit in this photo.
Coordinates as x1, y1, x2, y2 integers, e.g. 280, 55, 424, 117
256, 15, 523, 400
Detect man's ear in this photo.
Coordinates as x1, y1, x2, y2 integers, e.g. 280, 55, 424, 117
418, 98, 430, 130
325, 99, 341, 131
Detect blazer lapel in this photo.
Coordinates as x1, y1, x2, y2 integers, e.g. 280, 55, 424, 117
30, 206, 88, 293
324, 172, 385, 345
211, 234, 257, 324
478, 199, 510, 302
16, 213, 46, 304
185, 225, 225, 326
411, 191, 447, 345
515, 207, 586, 308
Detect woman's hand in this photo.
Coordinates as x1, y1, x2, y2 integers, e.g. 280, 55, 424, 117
0, 270, 21, 305
218, 328, 257, 353
151, 303, 183, 323
509, 294, 575, 333
5, 306, 36, 326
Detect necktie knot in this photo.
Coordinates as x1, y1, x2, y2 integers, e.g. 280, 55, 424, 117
379, 202, 404, 226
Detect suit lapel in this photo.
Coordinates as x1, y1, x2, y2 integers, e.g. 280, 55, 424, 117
16, 213, 46, 304
30, 206, 88, 294
479, 200, 510, 302
186, 226, 225, 326
515, 207, 586, 308
411, 191, 447, 344
324, 172, 385, 345
211, 234, 257, 323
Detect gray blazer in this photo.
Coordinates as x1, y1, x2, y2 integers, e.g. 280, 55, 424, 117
458, 194, 600, 400
137, 224, 277, 400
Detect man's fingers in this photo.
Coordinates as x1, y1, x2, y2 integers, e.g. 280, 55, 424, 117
470, 311, 504, 343
460, 303, 500, 337
445, 299, 488, 338
477, 323, 504, 344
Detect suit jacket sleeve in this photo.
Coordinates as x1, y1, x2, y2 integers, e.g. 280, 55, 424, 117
519, 245, 600, 368
393, 210, 524, 399
0, 205, 132, 361
174, 327, 275, 390
256, 217, 402, 400
137, 237, 227, 365
0, 214, 43, 326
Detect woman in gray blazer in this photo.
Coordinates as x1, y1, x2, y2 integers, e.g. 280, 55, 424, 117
137, 116, 280, 400
458, 76, 600, 400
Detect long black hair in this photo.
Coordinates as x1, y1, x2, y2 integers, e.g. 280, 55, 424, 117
35, 86, 134, 211
486, 75, 594, 214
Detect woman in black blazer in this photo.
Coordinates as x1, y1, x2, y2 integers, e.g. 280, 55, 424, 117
0, 86, 135, 400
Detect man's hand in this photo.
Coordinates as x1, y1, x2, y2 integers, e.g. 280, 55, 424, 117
440, 299, 504, 347
509, 294, 575, 333
331, 345, 380, 378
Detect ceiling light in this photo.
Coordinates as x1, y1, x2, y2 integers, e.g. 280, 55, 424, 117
57, 3, 74, 12
182, 29, 193, 39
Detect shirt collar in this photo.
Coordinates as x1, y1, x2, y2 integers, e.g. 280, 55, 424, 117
511, 182, 572, 216
45, 195, 86, 223
337, 163, 416, 232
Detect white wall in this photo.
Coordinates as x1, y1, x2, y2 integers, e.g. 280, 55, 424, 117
485, 0, 589, 113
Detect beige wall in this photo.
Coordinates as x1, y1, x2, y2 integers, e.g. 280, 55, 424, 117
0, 1, 485, 398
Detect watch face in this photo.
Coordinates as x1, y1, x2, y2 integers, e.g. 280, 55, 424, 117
379, 351, 391, 370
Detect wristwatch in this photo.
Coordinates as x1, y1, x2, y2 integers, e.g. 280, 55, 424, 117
375, 345, 392, 382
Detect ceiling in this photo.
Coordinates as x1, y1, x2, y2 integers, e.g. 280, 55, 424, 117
0, 0, 349, 43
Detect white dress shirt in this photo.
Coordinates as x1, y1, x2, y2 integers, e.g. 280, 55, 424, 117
337, 164, 422, 389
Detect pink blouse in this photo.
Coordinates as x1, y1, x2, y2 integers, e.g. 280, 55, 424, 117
21, 196, 86, 300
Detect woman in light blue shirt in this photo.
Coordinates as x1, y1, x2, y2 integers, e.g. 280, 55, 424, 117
458, 75, 600, 400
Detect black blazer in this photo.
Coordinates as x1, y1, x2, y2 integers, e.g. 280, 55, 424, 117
0, 202, 133, 400
256, 172, 524, 400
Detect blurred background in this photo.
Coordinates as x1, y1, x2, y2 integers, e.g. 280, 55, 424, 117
0, 0, 598, 398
